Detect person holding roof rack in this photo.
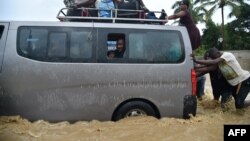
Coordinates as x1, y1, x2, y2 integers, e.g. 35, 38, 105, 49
191, 47, 250, 110
167, 0, 201, 50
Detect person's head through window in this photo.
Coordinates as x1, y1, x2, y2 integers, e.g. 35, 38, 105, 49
116, 38, 125, 52
114, 38, 125, 58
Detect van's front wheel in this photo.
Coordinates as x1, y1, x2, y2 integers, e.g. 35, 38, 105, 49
112, 101, 157, 121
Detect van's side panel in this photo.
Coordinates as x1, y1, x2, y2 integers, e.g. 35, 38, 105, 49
0, 23, 112, 121
0, 22, 194, 122
96, 26, 193, 118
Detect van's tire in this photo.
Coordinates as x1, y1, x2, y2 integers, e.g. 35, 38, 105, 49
112, 101, 157, 121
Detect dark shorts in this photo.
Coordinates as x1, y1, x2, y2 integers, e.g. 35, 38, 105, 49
196, 75, 206, 98
232, 77, 250, 109
209, 71, 233, 101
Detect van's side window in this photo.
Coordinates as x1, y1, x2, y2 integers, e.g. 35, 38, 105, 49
70, 31, 92, 59
48, 33, 67, 58
129, 31, 183, 63
19, 28, 48, 58
129, 33, 144, 59
0, 26, 4, 39
18, 27, 95, 62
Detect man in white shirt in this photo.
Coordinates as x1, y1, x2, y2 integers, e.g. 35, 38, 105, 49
192, 47, 250, 109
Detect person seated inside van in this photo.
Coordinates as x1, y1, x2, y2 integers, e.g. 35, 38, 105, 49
107, 50, 116, 59
107, 38, 125, 58
114, 38, 126, 58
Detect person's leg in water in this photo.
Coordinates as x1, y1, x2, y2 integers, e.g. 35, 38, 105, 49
209, 71, 221, 101
196, 75, 206, 100
233, 77, 250, 109
211, 71, 234, 111
220, 89, 233, 112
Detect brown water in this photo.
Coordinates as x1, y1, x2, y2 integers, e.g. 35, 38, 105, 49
1, 80, 250, 141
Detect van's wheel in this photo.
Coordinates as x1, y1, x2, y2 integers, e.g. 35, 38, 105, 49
113, 101, 157, 121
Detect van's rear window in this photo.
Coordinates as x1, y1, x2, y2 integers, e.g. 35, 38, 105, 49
128, 31, 184, 63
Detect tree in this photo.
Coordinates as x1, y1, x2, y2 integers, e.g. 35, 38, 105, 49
201, 20, 221, 49
228, 2, 250, 31
225, 3, 250, 50
194, 0, 244, 49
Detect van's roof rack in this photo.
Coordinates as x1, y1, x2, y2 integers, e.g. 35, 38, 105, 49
57, 8, 168, 24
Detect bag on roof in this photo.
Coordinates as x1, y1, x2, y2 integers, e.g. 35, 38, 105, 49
145, 12, 157, 19
115, 0, 140, 18
64, 0, 95, 8
64, 0, 98, 21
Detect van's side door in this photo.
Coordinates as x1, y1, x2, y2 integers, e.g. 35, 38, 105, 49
96, 27, 191, 117
0, 22, 9, 72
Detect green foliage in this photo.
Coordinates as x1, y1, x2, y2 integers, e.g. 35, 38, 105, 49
194, 0, 244, 49
171, 0, 250, 50
193, 46, 207, 56
224, 3, 250, 50
201, 20, 221, 49
229, 2, 250, 31
195, 0, 249, 50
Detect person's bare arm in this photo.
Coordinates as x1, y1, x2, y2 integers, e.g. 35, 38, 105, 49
194, 64, 208, 69
168, 11, 186, 20
195, 65, 217, 74
194, 58, 224, 66
191, 54, 224, 65
196, 72, 207, 77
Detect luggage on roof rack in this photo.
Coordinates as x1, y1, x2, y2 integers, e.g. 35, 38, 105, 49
64, 0, 97, 22
64, 0, 95, 8
65, 8, 98, 22
115, 0, 140, 18
57, 7, 168, 24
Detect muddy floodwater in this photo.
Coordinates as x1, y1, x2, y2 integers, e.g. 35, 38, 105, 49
0, 77, 250, 141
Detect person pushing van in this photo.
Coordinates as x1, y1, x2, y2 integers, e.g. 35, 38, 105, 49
191, 48, 250, 110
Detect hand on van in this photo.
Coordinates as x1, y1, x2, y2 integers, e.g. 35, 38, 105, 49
190, 53, 196, 62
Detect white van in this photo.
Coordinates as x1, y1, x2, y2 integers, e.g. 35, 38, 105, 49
0, 14, 197, 122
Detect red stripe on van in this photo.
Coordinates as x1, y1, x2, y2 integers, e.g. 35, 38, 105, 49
191, 69, 197, 96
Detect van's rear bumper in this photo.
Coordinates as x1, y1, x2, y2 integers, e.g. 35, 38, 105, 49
183, 95, 197, 119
